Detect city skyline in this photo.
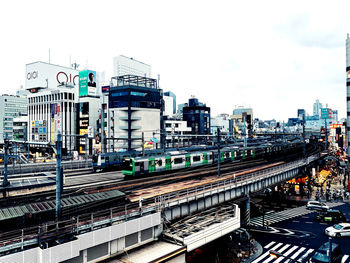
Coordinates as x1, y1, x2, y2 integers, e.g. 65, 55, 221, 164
1, 0, 350, 121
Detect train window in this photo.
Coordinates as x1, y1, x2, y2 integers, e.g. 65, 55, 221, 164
225, 152, 230, 158
203, 155, 207, 160
166, 158, 171, 165
193, 156, 200, 162
209, 154, 213, 160
122, 159, 133, 171
157, 160, 163, 166
186, 156, 191, 162
174, 158, 183, 164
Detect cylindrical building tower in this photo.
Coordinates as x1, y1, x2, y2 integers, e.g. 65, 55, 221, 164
346, 34, 350, 157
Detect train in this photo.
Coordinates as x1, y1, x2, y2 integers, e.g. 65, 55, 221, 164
92, 145, 219, 172
122, 142, 303, 177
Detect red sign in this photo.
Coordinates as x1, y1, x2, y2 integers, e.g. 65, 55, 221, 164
330, 124, 342, 129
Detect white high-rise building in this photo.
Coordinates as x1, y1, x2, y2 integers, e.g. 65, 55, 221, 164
163, 95, 174, 117
113, 55, 151, 77
313, 99, 323, 117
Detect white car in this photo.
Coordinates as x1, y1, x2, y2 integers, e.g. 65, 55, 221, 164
325, 223, 350, 237
306, 201, 329, 211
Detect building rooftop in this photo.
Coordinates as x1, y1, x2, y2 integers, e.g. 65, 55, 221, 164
111, 74, 158, 89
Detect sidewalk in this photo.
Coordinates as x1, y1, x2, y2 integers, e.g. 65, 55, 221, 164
242, 240, 263, 263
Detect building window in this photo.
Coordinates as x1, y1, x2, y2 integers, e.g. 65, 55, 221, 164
112, 91, 128, 97
130, 91, 147, 97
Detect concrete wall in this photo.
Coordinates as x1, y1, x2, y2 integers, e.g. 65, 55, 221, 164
0, 212, 161, 263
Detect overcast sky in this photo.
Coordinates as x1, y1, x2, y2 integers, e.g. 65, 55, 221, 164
1, 0, 349, 122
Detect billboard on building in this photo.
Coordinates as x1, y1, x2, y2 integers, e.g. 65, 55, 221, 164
79, 70, 97, 96
26, 62, 78, 90
321, 108, 332, 119
31, 119, 47, 142
101, 85, 110, 93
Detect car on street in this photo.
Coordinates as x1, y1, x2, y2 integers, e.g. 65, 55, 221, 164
315, 209, 346, 223
306, 201, 329, 211
325, 223, 350, 237
311, 241, 342, 263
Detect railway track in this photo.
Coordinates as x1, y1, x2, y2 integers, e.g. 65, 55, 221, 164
0, 145, 322, 252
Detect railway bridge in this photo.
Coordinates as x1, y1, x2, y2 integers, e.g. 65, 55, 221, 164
0, 153, 322, 263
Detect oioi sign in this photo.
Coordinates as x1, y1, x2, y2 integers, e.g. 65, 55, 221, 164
25, 62, 79, 90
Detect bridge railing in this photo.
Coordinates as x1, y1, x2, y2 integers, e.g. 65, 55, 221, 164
156, 155, 319, 208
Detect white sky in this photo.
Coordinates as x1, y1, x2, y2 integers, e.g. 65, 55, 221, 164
1, 0, 350, 122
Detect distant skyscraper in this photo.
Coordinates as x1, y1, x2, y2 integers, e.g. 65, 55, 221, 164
164, 91, 176, 114
297, 109, 305, 120
113, 55, 151, 77
313, 99, 323, 117
232, 106, 253, 117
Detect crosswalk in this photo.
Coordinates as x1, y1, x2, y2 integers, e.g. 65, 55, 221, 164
249, 202, 343, 227
252, 241, 350, 263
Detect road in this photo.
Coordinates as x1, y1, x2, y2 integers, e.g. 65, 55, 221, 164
250, 202, 350, 262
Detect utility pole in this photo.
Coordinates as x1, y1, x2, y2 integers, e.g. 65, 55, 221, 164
85, 134, 89, 168
217, 128, 221, 177
56, 132, 62, 219
329, 237, 332, 263
3, 134, 9, 187
142, 132, 145, 156
302, 115, 306, 158
243, 115, 247, 148
325, 119, 328, 150
101, 104, 105, 153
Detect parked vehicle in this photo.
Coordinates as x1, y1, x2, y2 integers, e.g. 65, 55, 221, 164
306, 201, 329, 211
315, 209, 346, 223
325, 223, 350, 237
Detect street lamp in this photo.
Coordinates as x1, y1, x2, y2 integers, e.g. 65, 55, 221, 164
262, 188, 272, 228
269, 250, 300, 263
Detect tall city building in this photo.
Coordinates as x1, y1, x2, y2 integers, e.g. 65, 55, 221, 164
182, 97, 211, 140
26, 62, 79, 152
313, 99, 323, 118
26, 61, 104, 154
232, 106, 253, 117
113, 55, 151, 78
0, 95, 28, 143
108, 75, 161, 151
297, 109, 306, 120
163, 95, 174, 117
164, 91, 176, 114
231, 106, 253, 132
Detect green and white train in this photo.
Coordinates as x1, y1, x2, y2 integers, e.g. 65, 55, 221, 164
122, 143, 300, 177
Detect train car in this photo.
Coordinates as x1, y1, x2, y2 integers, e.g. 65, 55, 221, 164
92, 149, 167, 172
122, 146, 252, 177
122, 150, 213, 177
122, 141, 305, 178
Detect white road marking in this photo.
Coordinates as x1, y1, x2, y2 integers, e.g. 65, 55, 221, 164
264, 241, 276, 249
252, 243, 283, 263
